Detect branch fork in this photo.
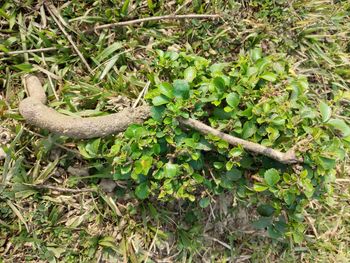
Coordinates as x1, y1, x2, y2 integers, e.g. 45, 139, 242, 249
19, 75, 302, 164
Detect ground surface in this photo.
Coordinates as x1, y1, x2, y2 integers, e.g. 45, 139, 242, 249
0, 0, 350, 262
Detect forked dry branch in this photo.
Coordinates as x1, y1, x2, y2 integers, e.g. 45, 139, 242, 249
19, 75, 302, 164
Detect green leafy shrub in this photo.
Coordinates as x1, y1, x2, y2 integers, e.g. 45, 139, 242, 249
79, 48, 349, 242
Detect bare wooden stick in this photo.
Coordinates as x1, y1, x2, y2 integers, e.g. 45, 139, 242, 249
33, 64, 62, 81
335, 178, 350, 183
85, 14, 221, 32
0, 47, 61, 56
45, 3, 92, 73
132, 81, 150, 108
24, 183, 96, 193
0, 147, 6, 160
178, 117, 302, 164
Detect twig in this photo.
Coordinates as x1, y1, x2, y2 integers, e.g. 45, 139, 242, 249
178, 117, 303, 164
0, 47, 61, 56
37, 54, 60, 100
305, 215, 318, 239
204, 235, 232, 250
0, 146, 6, 160
33, 64, 62, 81
144, 224, 159, 263
45, 2, 92, 73
132, 81, 150, 108
18, 13, 28, 63
85, 14, 221, 32
24, 183, 96, 193
44, 2, 69, 28
335, 178, 350, 183
6, 200, 30, 232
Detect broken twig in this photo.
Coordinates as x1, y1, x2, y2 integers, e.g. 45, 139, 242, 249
85, 14, 221, 32
45, 2, 92, 73
0, 47, 60, 56
25, 183, 96, 193
178, 117, 302, 164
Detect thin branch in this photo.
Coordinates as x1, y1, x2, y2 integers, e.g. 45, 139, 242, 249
33, 64, 62, 81
132, 81, 150, 108
18, 13, 28, 63
85, 14, 221, 32
35, 61, 59, 101
20, 75, 302, 164
335, 178, 350, 183
178, 117, 303, 164
0, 147, 6, 160
45, 2, 92, 73
6, 200, 29, 232
24, 183, 96, 193
0, 47, 61, 56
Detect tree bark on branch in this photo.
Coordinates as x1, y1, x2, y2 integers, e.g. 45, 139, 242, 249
19, 75, 302, 164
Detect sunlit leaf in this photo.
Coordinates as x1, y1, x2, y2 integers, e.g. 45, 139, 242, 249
264, 169, 280, 187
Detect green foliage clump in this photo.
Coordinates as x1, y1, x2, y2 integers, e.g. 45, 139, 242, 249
79, 48, 349, 242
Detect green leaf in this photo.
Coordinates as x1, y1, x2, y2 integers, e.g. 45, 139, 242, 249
85, 138, 101, 156
327, 118, 350, 137
257, 204, 275, 217
147, 0, 154, 11
213, 76, 226, 93
98, 236, 118, 251
96, 42, 122, 62
253, 183, 268, 192
318, 156, 336, 170
152, 95, 169, 106
209, 63, 229, 74
252, 216, 271, 229
135, 182, 149, 199
319, 101, 331, 122
164, 163, 178, 178
125, 125, 147, 139
268, 225, 283, 239
139, 156, 153, 175
184, 66, 197, 82
150, 106, 165, 122
158, 82, 174, 98
13, 63, 33, 72
251, 48, 262, 61
283, 192, 296, 206
213, 162, 224, 169
121, 0, 130, 16
226, 92, 240, 108
242, 121, 257, 139
100, 55, 118, 80
264, 168, 280, 187
173, 79, 190, 99
292, 231, 304, 243
199, 197, 210, 208
260, 72, 277, 82
225, 168, 242, 181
